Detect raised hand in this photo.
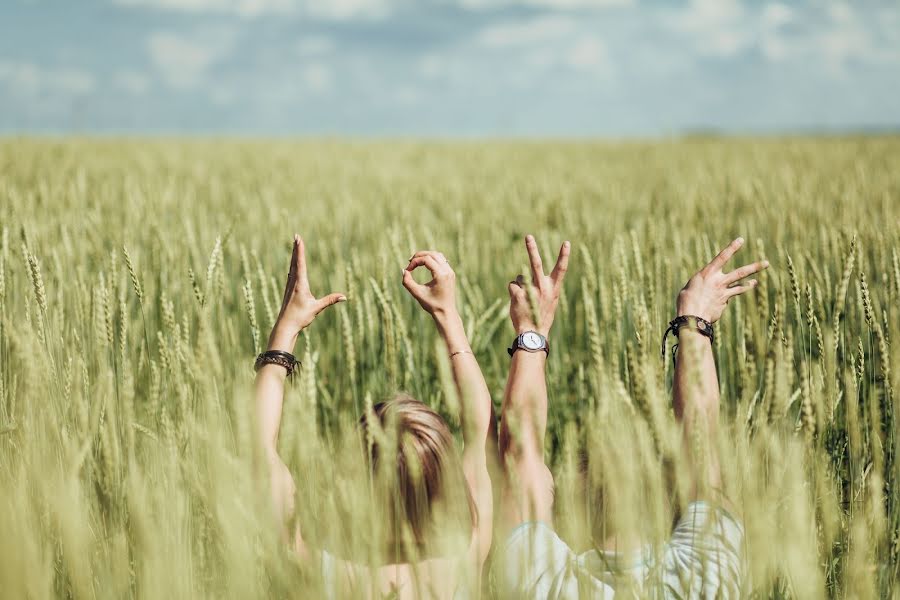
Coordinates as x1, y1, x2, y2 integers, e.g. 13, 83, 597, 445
402, 250, 458, 316
271, 235, 346, 344
508, 234, 570, 336
677, 237, 768, 323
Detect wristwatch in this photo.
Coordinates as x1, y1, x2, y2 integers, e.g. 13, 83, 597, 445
508, 331, 550, 357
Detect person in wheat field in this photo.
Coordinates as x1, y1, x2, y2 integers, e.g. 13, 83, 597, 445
253, 235, 495, 599
498, 235, 766, 598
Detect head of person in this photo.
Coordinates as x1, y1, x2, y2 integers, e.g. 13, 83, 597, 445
358, 394, 476, 562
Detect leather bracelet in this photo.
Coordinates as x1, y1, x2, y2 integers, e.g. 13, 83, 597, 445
255, 350, 300, 377
660, 315, 713, 359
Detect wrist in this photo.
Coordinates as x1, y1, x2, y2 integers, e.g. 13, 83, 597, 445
676, 303, 709, 322
267, 325, 300, 353
515, 323, 550, 337
670, 315, 714, 343
433, 309, 469, 345
432, 307, 462, 331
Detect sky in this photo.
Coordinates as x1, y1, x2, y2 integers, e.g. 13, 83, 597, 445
1, 0, 899, 136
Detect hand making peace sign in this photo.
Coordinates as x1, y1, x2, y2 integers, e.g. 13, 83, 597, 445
508, 234, 571, 337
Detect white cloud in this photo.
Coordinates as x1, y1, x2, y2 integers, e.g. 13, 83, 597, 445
115, 0, 292, 17
531, 0, 631, 6
669, 0, 749, 58
827, 2, 854, 25
478, 15, 576, 47
114, 0, 387, 19
113, 70, 151, 95
817, 24, 874, 73
210, 86, 236, 106
116, 0, 631, 15
759, 3, 793, 61
462, 0, 631, 10
0, 61, 95, 96
565, 37, 610, 73
296, 35, 334, 56
302, 63, 333, 93
147, 30, 234, 88
762, 3, 793, 29
309, 0, 388, 20
393, 85, 422, 106
755, 2, 900, 70
418, 54, 444, 79
761, 35, 788, 62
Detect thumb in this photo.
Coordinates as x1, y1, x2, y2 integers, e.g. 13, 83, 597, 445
315, 292, 347, 314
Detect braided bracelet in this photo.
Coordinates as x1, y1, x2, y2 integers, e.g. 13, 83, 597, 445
254, 350, 300, 377
660, 315, 714, 359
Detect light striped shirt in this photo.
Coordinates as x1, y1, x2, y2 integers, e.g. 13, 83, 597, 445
500, 502, 743, 599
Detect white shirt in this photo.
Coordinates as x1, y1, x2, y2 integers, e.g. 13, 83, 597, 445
500, 502, 743, 599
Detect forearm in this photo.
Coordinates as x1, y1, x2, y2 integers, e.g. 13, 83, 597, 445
672, 328, 718, 416
498, 349, 553, 530
433, 308, 497, 560
254, 323, 312, 554
499, 351, 548, 458
672, 328, 721, 494
433, 309, 493, 445
255, 325, 299, 455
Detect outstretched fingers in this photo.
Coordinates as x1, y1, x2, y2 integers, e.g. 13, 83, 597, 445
550, 241, 570, 287
295, 235, 308, 284
281, 235, 301, 307
315, 292, 347, 314
705, 237, 745, 274
525, 235, 545, 283
726, 279, 759, 298
724, 260, 769, 285
288, 235, 299, 279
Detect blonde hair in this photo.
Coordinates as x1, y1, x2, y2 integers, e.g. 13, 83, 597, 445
359, 394, 477, 562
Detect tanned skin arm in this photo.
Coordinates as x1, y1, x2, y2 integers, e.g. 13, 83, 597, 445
402, 250, 497, 567
498, 235, 570, 536
254, 235, 346, 560
672, 237, 768, 500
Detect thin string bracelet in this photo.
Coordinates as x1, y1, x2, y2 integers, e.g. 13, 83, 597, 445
449, 349, 473, 358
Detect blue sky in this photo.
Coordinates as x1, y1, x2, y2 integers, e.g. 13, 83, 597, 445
2, 0, 899, 136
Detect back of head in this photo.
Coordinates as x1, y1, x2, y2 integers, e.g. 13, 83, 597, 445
359, 394, 476, 562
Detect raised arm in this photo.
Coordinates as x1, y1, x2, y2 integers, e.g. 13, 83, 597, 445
402, 250, 496, 564
672, 237, 767, 499
498, 235, 570, 535
255, 234, 346, 559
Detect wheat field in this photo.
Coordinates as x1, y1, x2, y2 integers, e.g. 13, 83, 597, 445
1, 137, 899, 598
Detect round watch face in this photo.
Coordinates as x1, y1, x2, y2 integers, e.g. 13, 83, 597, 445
522, 332, 543, 350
